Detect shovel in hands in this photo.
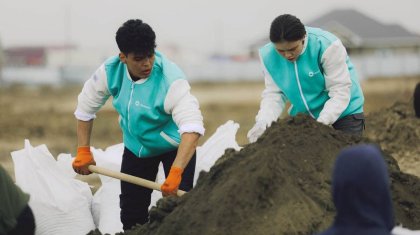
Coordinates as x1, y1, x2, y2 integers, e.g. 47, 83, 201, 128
88, 165, 186, 197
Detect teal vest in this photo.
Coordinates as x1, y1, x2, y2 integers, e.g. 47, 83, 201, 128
104, 51, 183, 158
260, 27, 364, 119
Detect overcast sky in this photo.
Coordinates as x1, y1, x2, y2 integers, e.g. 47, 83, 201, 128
0, 0, 419, 57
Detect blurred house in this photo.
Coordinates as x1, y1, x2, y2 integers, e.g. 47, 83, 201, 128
0, 38, 3, 84
4, 46, 50, 67
2, 45, 102, 85
3, 45, 71, 85
249, 9, 420, 79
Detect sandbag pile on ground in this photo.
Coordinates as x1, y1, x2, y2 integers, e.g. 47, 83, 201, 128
121, 113, 420, 235
90, 144, 125, 234
11, 121, 242, 235
12, 140, 96, 235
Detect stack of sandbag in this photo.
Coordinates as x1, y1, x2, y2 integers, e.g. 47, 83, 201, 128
392, 226, 420, 235
10, 120, 241, 235
12, 140, 95, 235
195, 120, 241, 182
90, 144, 124, 234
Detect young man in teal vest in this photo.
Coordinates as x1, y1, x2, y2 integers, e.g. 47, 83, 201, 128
248, 14, 365, 143
71, 19, 205, 230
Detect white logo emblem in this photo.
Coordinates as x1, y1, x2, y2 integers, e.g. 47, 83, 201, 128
308, 70, 321, 77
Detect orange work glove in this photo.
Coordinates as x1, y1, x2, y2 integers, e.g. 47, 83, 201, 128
161, 166, 183, 197
72, 146, 96, 175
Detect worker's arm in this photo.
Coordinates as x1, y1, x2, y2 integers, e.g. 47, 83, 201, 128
74, 64, 111, 121
255, 53, 287, 125
73, 119, 96, 175
172, 132, 200, 169
161, 132, 200, 197
248, 54, 287, 143
73, 64, 110, 175
317, 39, 352, 125
161, 79, 204, 196
77, 119, 93, 147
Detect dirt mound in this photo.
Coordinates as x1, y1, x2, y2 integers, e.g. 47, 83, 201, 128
365, 101, 420, 177
114, 114, 420, 235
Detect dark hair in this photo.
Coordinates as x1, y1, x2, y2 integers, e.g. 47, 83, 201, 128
116, 19, 156, 56
414, 82, 420, 118
269, 14, 306, 43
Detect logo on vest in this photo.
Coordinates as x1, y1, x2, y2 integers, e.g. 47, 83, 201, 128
308, 70, 321, 77
135, 101, 151, 109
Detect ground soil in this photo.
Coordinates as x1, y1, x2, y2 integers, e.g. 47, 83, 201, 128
365, 101, 420, 177
112, 109, 420, 235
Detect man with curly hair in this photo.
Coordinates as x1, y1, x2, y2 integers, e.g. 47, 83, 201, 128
71, 19, 204, 230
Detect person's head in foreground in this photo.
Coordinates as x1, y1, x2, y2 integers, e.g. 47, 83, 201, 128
317, 144, 394, 235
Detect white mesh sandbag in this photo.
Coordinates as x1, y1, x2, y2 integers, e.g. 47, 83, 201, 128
90, 144, 124, 234
11, 140, 95, 235
195, 120, 241, 183
392, 226, 420, 235
150, 163, 165, 209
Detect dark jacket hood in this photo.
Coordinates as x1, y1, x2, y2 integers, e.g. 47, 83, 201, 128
317, 144, 394, 235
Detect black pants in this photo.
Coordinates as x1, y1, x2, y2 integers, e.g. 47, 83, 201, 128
7, 205, 35, 235
414, 82, 420, 118
120, 147, 196, 231
332, 112, 365, 136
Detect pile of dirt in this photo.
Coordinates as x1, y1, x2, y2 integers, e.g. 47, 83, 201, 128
110, 113, 420, 235
365, 101, 420, 177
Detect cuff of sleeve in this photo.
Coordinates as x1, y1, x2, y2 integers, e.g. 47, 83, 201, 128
74, 109, 96, 121
255, 119, 273, 128
317, 115, 331, 125
169, 166, 184, 176
77, 146, 91, 154
178, 123, 205, 136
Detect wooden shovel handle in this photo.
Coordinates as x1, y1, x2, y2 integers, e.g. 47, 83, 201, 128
88, 165, 186, 196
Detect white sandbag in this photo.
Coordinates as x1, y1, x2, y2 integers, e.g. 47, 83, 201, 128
392, 226, 420, 235
150, 163, 165, 209
195, 120, 241, 183
56, 153, 77, 178
90, 144, 124, 234
11, 140, 95, 235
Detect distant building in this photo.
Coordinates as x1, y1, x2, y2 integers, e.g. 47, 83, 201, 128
0, 38, 3, 83
3, 45, 77, 68
249, 9, 420, 79
1, 45, 103, 85
2, 45, 73, 85
4, 46, 47, 67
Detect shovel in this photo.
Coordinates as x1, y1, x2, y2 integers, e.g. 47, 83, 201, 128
88, 165, 186, 197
